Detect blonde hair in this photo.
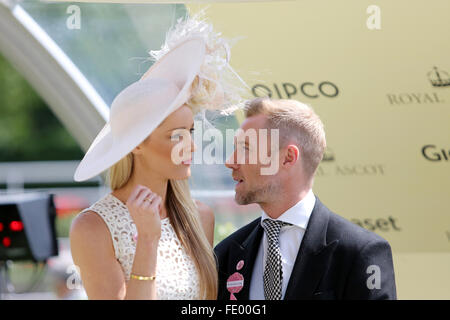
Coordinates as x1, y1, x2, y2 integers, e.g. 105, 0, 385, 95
245, 97, 326, 178
186, 75, 217, 113
106, 156, 218, 299
107, 153, 134, 190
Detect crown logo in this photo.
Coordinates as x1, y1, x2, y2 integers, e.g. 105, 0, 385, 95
428, 66, 450, 87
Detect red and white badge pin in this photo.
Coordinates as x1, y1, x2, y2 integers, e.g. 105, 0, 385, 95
226, 272, 244, 300
226, 260, 245, 300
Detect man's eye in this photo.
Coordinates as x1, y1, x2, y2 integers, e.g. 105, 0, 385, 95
239, 144, 249, 150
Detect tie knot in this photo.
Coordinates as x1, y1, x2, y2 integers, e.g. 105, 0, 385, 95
262, 219, 291, 243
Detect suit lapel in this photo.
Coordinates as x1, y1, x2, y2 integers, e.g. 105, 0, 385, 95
226, 219, 263, 300
284, 197, 339, 300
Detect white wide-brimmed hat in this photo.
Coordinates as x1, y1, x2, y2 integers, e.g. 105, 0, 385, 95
73, 37, 206, 182
74, 14, 248, 182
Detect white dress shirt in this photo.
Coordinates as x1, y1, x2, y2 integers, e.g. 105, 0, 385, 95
249, 189, 316, 300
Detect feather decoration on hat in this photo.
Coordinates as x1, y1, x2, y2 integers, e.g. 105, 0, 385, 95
148, 11, 249, 115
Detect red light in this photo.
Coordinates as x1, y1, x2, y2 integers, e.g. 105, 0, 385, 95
0, 222, 3, 232
9, 221, 24, 232
2, 237, 11, 247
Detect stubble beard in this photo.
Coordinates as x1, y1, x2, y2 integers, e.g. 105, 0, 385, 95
235, 179, 281, 206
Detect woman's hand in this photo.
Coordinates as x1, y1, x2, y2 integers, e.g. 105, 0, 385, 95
126, 185, 162, 242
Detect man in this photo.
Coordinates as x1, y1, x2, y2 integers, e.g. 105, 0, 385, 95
215, 97, 396, 300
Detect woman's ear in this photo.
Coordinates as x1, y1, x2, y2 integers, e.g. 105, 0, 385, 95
282, 144, 300, 167
132, 135, 151, 155
131, 142, 144, 156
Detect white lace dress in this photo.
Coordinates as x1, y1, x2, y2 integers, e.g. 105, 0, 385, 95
79, 193, 201, 299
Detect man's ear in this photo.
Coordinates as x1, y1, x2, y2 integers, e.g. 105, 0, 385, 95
282, 144, 300, 167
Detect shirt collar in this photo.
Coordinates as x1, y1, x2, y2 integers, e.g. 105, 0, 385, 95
261, 189, 316, 230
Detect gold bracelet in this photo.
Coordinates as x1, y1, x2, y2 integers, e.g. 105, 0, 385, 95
130, 273, 156, 281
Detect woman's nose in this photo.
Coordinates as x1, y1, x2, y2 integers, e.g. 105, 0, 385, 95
190, 136, 197, 153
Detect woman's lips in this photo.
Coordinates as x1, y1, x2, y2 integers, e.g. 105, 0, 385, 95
182, 159, 192, 165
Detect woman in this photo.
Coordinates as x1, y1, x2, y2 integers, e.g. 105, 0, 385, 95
70, 16, 245, 300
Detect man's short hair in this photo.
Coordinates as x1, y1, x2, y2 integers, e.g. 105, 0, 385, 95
244, 97, 326, 178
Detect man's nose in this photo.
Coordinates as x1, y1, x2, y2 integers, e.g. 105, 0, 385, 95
225, 151, 239, 170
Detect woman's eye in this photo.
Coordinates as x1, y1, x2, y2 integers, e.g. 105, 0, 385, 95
171, 128, 193, 140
